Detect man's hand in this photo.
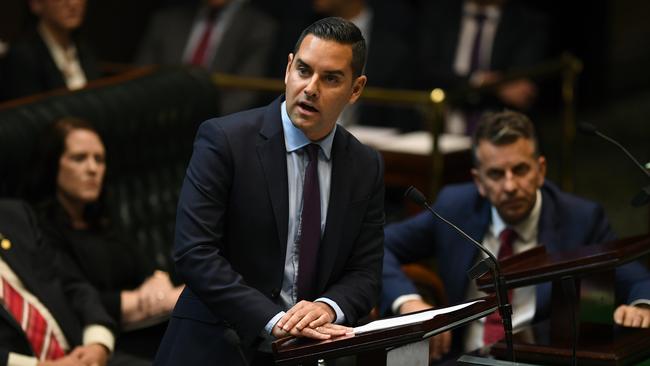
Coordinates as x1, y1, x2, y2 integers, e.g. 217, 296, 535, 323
274, 301, 351, 340
400, 299, 452, 362
614, 304, 650, 328
69, 343, 109, 366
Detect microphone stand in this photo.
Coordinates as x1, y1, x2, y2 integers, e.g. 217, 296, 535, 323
579, 122, 650, 207
404, 187, 515, 363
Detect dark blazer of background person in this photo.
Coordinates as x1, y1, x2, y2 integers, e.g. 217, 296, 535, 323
416, 0, 548, 91
381, 181, 650, 351
154, 95, 385, 364
2, 30, 100, 100
357, 6, 421, 131
0, 200, 115, 364
135, 1, 277, 115
36, 199, 167, 360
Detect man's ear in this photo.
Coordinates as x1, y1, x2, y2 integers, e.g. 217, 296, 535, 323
284, 53, 294, 84
537, 155, 547, 186
348, 75, 367, 104
471, 168, 487, 197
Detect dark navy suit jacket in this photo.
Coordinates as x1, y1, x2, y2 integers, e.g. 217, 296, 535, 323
154, 96, 385, 365
0, 200, 114, 365
382, 182, 650, 350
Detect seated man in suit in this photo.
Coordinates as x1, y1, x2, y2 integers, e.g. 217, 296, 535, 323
154, 17, 384, 365
0, 200, 115, 366
381, 110, 650, 361
136, 0, 277, 116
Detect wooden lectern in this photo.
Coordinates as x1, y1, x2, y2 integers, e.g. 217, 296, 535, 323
272, 296, 498, 366
476, 234, 650, 365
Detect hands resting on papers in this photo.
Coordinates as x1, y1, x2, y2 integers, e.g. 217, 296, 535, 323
272, 300, 352, 340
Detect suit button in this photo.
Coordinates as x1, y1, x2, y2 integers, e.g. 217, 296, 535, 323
270, 288, 280, 298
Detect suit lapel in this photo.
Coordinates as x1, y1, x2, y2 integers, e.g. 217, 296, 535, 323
537, 185, 559, 252
256, 98, 289, 258
316, 129, 351, 292
0, 241, 50, 341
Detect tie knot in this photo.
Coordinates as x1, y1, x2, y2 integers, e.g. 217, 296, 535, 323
497, 228, 517, 259
305, 144, 320, 162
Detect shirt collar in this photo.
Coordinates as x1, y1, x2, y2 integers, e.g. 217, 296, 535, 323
281, 101, 335, 160
491, 189, 542, 242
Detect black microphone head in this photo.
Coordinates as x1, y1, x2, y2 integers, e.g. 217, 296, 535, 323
577, 122, 598, 135
404, 186, 428, 207
223, 328, 241, 347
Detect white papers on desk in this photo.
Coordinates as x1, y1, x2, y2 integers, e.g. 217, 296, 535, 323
346, 126, 471, 155
352, 300, 483, 335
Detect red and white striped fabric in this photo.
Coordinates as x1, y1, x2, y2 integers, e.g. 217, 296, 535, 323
1, 276, 65, 360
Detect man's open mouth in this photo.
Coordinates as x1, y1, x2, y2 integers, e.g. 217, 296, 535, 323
299, 102, 319, 113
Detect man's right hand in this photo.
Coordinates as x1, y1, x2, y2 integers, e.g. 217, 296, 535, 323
399, 299, 452, 362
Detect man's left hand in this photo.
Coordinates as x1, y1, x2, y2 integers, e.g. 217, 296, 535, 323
69, 343, 109, 366
614, 304, 650, 328
276, 301, 349, 338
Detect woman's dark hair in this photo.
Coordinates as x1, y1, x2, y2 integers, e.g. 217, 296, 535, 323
34, 117, 109, 229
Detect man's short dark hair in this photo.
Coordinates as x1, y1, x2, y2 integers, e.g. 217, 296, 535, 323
472, 110, 540, 166
293, 17, 367, 78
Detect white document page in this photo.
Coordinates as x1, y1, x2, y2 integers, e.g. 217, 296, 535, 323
353, 300, 483, 335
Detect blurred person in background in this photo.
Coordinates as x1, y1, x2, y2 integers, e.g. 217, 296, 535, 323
311, 0, 420, 131
417, 0, 548, 134
3, 0, 100, 100
34, 118, 183, 361
136, 0, 277, 116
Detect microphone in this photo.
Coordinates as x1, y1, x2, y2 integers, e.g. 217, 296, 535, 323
404, 186, 515, 362
578, 122, 650, 207
578, 122, 650, 179
224, 328, 249, 366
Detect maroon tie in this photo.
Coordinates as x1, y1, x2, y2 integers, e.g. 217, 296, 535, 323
483, 228, 517, 345
296, 144, 321, 301
1, 276, 65, 360
465, 11, 488, 134
469, 11, 487, 73
189, 9, 218, 67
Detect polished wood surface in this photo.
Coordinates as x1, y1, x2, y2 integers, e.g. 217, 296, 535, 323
272, 296, 498, 366
476, 235, 650, 291
490, 320, 650, 366
472, 235, 650, 365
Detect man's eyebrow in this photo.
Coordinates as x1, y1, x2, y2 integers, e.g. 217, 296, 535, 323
296, 58, 311, 69
323, 70, 345, 78
296, 58, 345, 77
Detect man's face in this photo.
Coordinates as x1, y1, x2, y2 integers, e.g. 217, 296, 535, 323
284, 34, 366, 141
31, 0, 86, 32
472, 138, 546, 225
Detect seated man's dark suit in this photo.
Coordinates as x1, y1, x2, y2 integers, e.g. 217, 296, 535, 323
154, 96, 385, 365
382, 182, 650, 352
0, 200, 114, 365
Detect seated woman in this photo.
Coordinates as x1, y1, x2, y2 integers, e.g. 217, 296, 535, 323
34, 117, 183, 360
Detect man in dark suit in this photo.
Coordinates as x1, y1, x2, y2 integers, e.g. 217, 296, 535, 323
381, 110, 650, 360
2, 0, 100, 100
0, 200, 114, 366
154, 17, 384, 365
136, 0, 277, 116
418, 0, 548, 134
